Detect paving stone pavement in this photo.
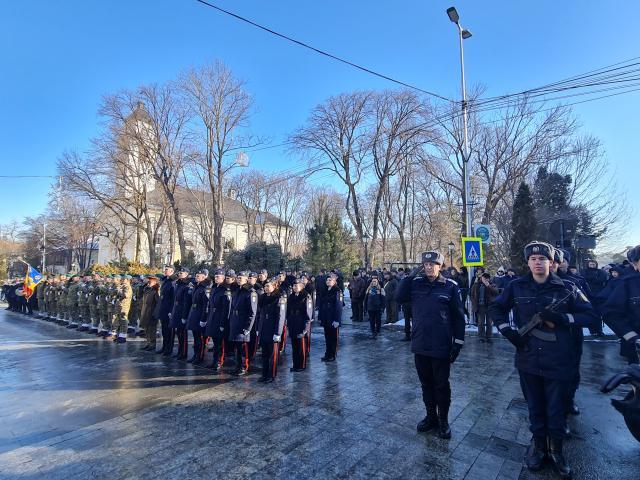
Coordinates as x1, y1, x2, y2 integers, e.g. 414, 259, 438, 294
0, 308, 638, 480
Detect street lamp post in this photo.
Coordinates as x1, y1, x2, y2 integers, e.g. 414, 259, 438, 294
447, 6, 473, 291
363, 233, 370, 270
448, 241, 455, 268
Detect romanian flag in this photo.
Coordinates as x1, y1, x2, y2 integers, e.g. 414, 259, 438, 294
23, 264, 43, 300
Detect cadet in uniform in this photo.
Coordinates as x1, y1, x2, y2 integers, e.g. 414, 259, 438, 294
257, 278, 286, 383
228, 271, 258, 376
169, 267, 191, 358
287, 278, 313, 371
140, 276, 160, 351
205, 269, 232, 371
187, 269, 212, 365
318, 273, 343, 362
114, 275, 133, 343
490, 241, 598, 478
247, 272, 262, 361
603, 244, 640, 364
156, 265, 176, 355
395, 251, 465, 440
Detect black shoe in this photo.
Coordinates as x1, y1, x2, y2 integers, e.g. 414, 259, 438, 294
417, 409, 438, 433
525, 437, 547, 471
155, 349, 164, 354
479, 338, 485, 343
437, 410, 451, 439
548, 438, 571, 478
568, 403, 580, 416
290, 367, 304, 372
234, 369, 247, 376
162, 351, 173, 357
321, 356, 328, 362
324, 357, 336, 363
401, 335, 411, 342
187, 356, 196, 363
264, 377, 274, 384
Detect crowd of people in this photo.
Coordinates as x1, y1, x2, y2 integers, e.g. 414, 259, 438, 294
2, 242, 640, 479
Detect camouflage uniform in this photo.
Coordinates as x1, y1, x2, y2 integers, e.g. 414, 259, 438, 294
77, 280, 90, 330
88, 280, 101, 333
57, 280, 68, 323
98, 279, 111, 335
127, 278, 144, 335
35, 279, 46, 317
66, 279, 81, 328
115, 278, 133, 342
105, 279, 119, 337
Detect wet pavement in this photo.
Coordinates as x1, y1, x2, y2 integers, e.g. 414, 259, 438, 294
0, 307, 638, 480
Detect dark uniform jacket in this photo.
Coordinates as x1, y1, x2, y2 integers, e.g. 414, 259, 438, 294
155, 275, 176, 322
396, 273, 465, 359
602, 271, 640, 356
286, 291, 313, 337
229, 284, 258, 342
170, 278, 193, 328
257, 293, 286, 346
583, 266, 607, 297
205, 283, 232, 338
317, 285, 343, 327
187, 278, 212, 331
489, 273, 598, 380
139, 284, 160, 328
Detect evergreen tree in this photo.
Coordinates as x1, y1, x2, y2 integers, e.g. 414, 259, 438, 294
305, 213, 360, 274
510, 182, 537, 274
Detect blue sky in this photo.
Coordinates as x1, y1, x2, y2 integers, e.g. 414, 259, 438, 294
1, 0, 638, 250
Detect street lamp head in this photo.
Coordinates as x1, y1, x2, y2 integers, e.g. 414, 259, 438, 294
448, 242, 455, 250
446, 7, 460, 23
461, 29, 472, 39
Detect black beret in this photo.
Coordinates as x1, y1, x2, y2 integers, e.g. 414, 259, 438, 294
524, 241, 554, 261
421, 251, 444, 265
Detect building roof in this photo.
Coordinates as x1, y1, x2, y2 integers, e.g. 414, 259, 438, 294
147, 185, 290, 228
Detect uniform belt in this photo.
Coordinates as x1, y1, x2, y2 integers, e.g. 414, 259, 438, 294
530, 329, 557, 342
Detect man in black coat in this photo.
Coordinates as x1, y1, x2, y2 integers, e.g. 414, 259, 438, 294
317, 273, 343, 363
396, 251, 465, 440
205, 269, 232, 371
155, 265, 176, 355
228, 271, 258, 376
187, 269, 212, 365
168, 268, 192, 358
490, 241, 598, 478
287, 278, 313, 371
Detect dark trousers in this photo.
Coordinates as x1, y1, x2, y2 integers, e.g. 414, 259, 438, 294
402, 303, 412, 336
385, 300, 398, 323
248, 324, 258, 361
210, 336, 226, 367
477, 306, 492, 339
323, 325, 338, 359
234, 341, 250, 371
192, 330, 206, 361
414, 354, 451, 413
291, 334, 307, 369
145, 318, 158, 348
519, 371, 568, 440
160, 319, 172, 353
352, 297, 364, 322
261, 341, 279, 379
175, 327, 188, 357
368, 310, 382, 334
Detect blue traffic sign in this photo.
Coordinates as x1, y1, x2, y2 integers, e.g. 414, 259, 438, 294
461, 237, 484, 267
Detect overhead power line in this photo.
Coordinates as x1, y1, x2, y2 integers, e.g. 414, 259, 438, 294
193, 0, 451, 101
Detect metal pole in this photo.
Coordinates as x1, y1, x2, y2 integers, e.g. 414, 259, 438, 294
42, 223, 46, 273
457, 23, 474, 296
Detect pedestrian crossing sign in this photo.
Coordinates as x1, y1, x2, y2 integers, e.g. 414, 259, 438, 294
461, 237, 484, 267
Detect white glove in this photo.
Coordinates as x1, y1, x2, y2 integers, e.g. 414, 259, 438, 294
181, 318, 186, 325
243, 329, 250, 336
199, 321, 206, 328
219, 326, 224, 332
332, 321, 339, 329
168, 313, 172, 319
273, 335, 281, 342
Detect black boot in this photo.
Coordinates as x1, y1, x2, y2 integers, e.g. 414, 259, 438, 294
548, 437, 571, 478
416, 406, 438, 432
437, 407, 451, 439
525, 436, 547, 471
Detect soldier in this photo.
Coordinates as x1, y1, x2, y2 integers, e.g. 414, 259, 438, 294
287, 278, 313, 372
56, 274, 68, 325
187, 269, 212, 365
48, 277, 59, 321
104, 276, 120, 340
395, 251, 465, 440
257, 278, 286, 383
317, 272, 343, 363
113, 275, 133, 343
140, 276, 160, 350
127, 276, 142, 336
301, 274, 316, 356
42, 278, 53, 320
88, 274, 101, 334
602, 245, 640, 365
35, 275, 47, 318
205, 269, 232, 371
247, 272, 262, 361
79, 275, 89, 329
256, 269, 268, 289
97, 276, 112, 337
490, 241, 597, 477
169, 267, 191, 358
228, 271, 258, 376
156, 265, 176, 354
66, 275, 81, 329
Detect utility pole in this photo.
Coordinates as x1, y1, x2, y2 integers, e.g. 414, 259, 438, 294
42, 223, 46, 273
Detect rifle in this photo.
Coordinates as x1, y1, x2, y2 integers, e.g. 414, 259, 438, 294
517, 291, 574, 338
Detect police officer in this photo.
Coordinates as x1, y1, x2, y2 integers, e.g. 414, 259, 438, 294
205, 269, 232, 371
169, 267, 192, 358
257, 278, 286, 383
156, 265, 176, 355
489, 241, 598, 478
287, 278, 313, 372
395, 251, 465, 440
318, 272, 343, 362
228, 271, 258, 376
602, 245, 640, 364
187, 269, 212, 365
